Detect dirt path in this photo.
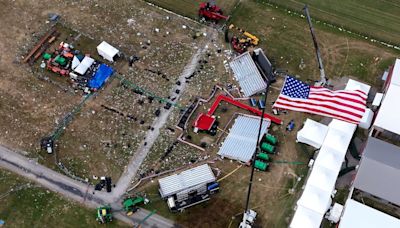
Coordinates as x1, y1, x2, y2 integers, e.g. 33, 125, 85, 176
0, 145, 174, 228
113, 29, 217, 199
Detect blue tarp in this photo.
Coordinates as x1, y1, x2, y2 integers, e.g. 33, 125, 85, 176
88, 64, 114, 89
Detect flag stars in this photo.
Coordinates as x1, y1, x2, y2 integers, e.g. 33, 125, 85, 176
282, 76, 310, 99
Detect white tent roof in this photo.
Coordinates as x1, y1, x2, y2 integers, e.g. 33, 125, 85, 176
97, 41, 119, 58
345, 79, 371, 95
372, 93, 384, 106
313, 146, 344, 172
359, 108, 374, 129
373, 84, 400, 135
307, 164, 338, 193
329, 119, 357, 134
291, 80, 360, 228
389, 58, 400, 86
296, 119, 329, 149
297, 184, 332, 214
339, 199, 400, 228
74, 56, 94, 75
322, 128, 351, 155
71, 56, 80, 70
290, 205, 323, 228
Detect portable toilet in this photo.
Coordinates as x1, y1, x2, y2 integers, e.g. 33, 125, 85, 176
261, 142, 275, 154
254, 160, 268, 171
257, 152, 270, 161
265, 134, 277, 145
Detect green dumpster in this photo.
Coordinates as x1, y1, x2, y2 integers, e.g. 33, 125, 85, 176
43, 53, 52, 60
255, 160, 268, 171
257, 152, 270, 161
265, 134, 277, 145
261, 142, 275, 154
55, 56, 67, 65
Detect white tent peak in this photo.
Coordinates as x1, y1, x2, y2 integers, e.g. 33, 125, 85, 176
297, 119, 328, 149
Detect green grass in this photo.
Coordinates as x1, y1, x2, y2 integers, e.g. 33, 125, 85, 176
229, 0, 397, 85
0, 169, 127, 228
263, 0, 400, 45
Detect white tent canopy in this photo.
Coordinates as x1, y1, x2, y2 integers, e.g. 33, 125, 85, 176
339, 199, 400, 228
313, 147, 343, 172
291, 79, 363, 228
329, 119, 357, 134
292, 119, 357, 228
74, 56, 94, 75
297, 184, 332, 214
71, 56, 80, 70
373, 84, 400, 135
389, 58, 400, 86
297, 119, 329, 149
345, 79, 371, 95
322, 128, 351, 155
290, 205, 323, 228
359, 108, 374, 129
308, 164, 338, 193
372, 59, 400, 135
97, 41, 119, 62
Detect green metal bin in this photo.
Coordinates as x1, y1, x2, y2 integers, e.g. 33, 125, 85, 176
257, 152, 270, 161
261, 142, 275, 154
254, 160, 268, 171
265, 134, 277, 145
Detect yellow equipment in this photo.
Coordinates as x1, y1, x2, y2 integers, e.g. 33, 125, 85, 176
228, 24, 259, 45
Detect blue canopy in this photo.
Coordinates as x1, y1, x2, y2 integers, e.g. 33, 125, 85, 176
88, 64, 114, 89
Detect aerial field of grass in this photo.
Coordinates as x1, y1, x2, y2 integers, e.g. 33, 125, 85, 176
229, 0, 397, 85
0, 169, 127, 228
144, 0, 239, 19
264, 0, 400, 45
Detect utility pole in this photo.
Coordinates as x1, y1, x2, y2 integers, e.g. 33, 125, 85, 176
244, 85, 269, 212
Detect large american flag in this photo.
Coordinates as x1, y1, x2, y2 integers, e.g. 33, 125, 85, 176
273, 76, 367, 123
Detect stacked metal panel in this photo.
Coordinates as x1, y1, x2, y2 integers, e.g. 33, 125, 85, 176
218, 115, 270, 163
158, 164, 216, 198
229, 52, 267, 97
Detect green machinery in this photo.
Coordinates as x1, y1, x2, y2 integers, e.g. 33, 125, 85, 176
254, 160, 268, 171
261, 142, 275, 154
96, 205, 113, 224
54, 55, 67, 65
123, 196, 148, 216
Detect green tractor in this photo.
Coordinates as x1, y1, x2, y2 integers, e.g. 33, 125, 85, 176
96, 205, 113, 224
123, 196, 149, 216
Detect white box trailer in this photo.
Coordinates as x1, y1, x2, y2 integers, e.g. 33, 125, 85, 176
97, 41, 120, 62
